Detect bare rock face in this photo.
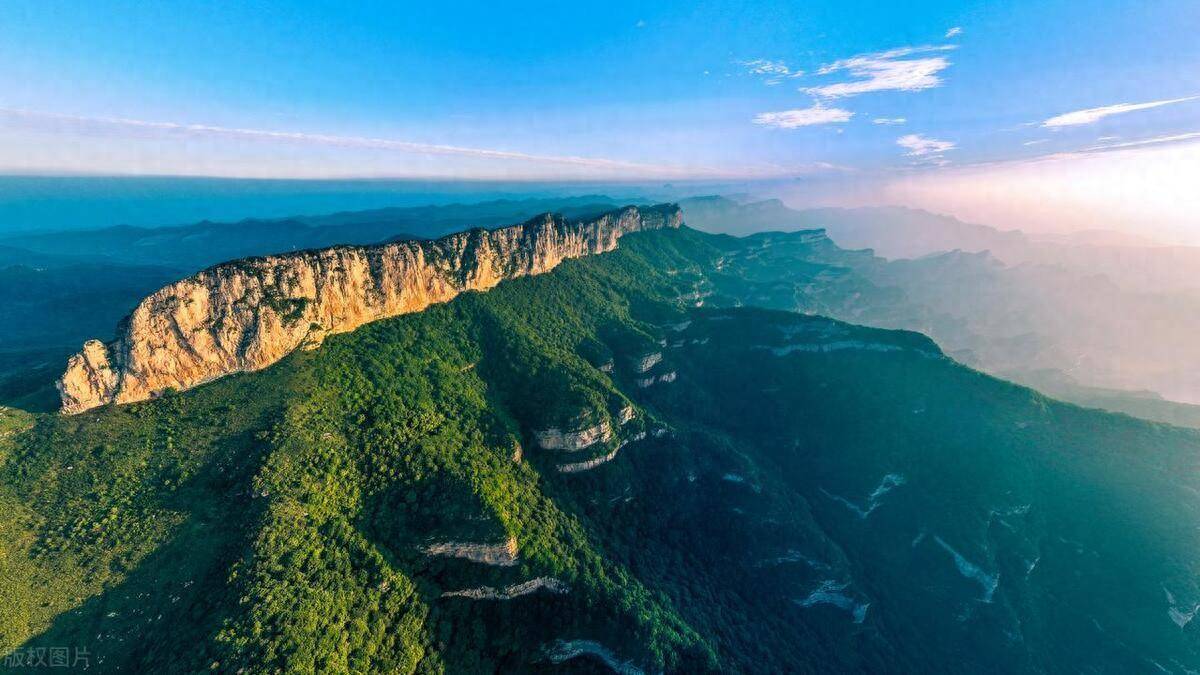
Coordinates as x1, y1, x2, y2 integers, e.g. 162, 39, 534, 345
637, 370, 677, 388
58, 205, 681, 414
634, 351, 663, 373
424, 536, 519, 566
57, 340, 119, 414
441, 576, 567, 600
616, 404, 636, 425
544, 640, 645, 675
557, 446, 621, 474
534, 420, 613, 452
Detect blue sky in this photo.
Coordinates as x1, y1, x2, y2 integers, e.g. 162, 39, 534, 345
1, 1, 1198, 236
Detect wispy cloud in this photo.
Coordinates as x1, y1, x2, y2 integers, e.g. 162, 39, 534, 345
897, 133, 955, 156
753, 103, 854, 128
944, 27, 962, 38
1041, 96, 1199, 127
873, 117, 906, 125
741, 59, 804, 85
1079, 131, 1200, 152
1023, 139, 1049, 146
804, 45, 955, 99
0, 107, 736, 178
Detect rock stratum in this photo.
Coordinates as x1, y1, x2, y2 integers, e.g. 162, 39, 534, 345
57, 204, 682, 413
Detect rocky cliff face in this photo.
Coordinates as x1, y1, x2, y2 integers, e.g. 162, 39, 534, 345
58, 204, 682, 413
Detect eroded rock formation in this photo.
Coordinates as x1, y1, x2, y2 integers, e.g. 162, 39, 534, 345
424, 536, 520, 566
58, 204, 682, 413
534, 420, 613, 452
634, 351, 663, 373
544, 640, 645, 675
441, 577, 567, 600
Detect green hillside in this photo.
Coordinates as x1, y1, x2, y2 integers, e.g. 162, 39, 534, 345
2, 226, 1198, 672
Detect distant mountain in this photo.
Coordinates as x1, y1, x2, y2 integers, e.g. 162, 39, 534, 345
1009, 369, 1200, 429
1029, 228, 1165, 247
680, 196, 1024, 259
681, 196, 1200, 294
0, 196, 625, 270
3, 222, 1198, 672
680, 196, 1200, 410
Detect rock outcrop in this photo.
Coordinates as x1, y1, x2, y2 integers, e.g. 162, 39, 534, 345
534, 420, 613, 452
544, 640, 645, 675
424, 536, 520, 566
634, 352, 663, 373
441, 577, 568, 600
58, 204, 682, 413
616, 404, 636, 425
636, 371, 677, 388
557, 447, 622, 474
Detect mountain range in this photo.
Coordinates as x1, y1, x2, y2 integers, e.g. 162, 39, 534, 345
680, 196, 1200, 419
2, 204, 1199, 672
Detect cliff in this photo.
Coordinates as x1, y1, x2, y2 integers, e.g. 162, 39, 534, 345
57, 204, 682, 413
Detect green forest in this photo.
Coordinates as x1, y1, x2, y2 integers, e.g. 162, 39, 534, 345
2, 226, 1199, 672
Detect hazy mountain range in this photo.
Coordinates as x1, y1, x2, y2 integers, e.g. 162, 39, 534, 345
682, 196, 1200, 414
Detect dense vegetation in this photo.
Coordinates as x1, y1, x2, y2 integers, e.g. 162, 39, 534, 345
2, 225, 1198, 672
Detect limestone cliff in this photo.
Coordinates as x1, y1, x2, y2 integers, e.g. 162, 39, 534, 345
58, 204, 682, 413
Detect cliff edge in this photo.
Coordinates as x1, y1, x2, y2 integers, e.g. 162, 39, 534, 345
58, 204, 682, 413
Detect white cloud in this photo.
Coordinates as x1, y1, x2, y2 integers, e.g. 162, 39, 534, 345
873, 117, 906, 125
897, 133, 955, 156
944, 27, 962, 38
753, 103, 854, 128
1080, 131, 1200, 152
0, 107, 732, 178
1023, 139, 1049, 146
741, 59, 804, 85
804, 45, 955, 98
1041, 96, 1199, 127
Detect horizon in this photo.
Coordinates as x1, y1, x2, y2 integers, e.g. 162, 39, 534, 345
0, 173, 1197, 247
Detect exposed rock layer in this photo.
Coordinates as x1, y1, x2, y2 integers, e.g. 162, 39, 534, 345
58, 205, 681, 413
441, 577, 567, 600
534, 420, 613, 452
424, 537, 520, 566
544, 640, 645, 675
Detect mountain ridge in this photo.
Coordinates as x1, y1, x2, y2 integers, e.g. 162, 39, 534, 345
57, 204, 681, 414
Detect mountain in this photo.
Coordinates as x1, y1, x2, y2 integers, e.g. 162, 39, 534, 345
3, 218, 1199, 673
681, 196, 1200, 294
680, 196, 1200, 415
680, 197, 1024, 259
0, 197, 628, 412
0, 196, 625, 271
872, 250, 1200, 405
1012, 369, 1200, 430
19, 195, 1200, 424
57, 204, 680, 413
